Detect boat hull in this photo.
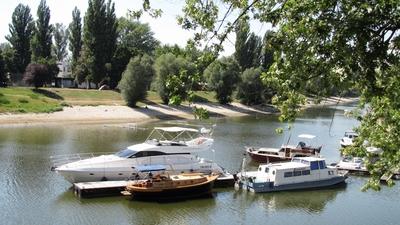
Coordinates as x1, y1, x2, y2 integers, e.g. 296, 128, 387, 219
129, 179, 216, 201
244, 176, 346, 193
247, 151, 290, 163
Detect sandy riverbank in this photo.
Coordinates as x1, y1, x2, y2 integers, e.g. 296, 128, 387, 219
0, 97, 358, 126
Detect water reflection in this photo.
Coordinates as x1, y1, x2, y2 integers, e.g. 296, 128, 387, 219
2, 105, 400, 225
257, 184, 346, 213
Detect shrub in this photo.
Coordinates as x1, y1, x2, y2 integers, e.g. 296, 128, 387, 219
118, 55, 154, 107
23, 58, 59, 88
204, 57, 240, 104
18, 98, 29, 103
154, 53, 195, 104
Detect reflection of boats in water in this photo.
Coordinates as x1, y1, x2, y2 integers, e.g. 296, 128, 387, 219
246, 134, 322, 163
236, 157, 347, 193
256, 186, 346, 213
52, 126, 227, 183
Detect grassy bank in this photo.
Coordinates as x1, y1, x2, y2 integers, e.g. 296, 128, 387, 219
0, 87, 219, 113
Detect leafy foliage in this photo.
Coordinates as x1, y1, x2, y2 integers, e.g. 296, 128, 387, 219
177, 0, 400, 189
154, 53, 196, 105
111, 17, 158, 88
118, 55, 154, 107
193, 106, 209, 120
204, 57, 240, 104
82, 0, 118, 86
31, 0, 53, 61
234, 18, 262, 71
237, 67, 266, 105
0, 49, 6, 87
53, 23, 68, 62
6, 4, 34, 74
68, 7, 82, 75
23, 59, 59, 88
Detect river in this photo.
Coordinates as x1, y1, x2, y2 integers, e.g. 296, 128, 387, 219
0, 103, 399, 225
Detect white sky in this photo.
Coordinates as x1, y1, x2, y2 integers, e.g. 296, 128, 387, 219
0, 0, 270, 56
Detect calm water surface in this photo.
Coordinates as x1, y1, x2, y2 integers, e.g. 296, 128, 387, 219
0, 103, 399, 225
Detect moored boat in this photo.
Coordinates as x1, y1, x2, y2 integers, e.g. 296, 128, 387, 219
340, 131, 358, 147
235, 157, 347, 193
124, 173, 219, 200
51, 126, 226, 183
246, 134, 322, 163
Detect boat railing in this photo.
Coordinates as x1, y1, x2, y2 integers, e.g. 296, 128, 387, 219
50, 152, 114, 171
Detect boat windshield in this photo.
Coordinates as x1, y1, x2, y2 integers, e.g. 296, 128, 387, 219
114, 149, 137, 158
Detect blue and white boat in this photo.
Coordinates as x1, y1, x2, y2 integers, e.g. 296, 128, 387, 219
235, 157, 347, 193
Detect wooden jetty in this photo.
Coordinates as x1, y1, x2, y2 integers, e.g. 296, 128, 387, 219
73, 175, 235, 198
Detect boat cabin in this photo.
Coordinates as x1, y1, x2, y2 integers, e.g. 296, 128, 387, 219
344, 131, 358, 139
254, 157, 336, 186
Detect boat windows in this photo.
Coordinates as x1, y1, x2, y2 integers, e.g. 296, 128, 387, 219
293, 171, 302, 176
130, 151, 167, 158
310, 161, 319, 170
302, 170, 310, 175
115, 149, 137, 158
318, 161, 327, 169
284, 172, 293, 177
265, 167, 269, 173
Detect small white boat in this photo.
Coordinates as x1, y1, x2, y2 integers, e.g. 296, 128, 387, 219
51, 126, 226, 183
235, 157, 347, 193
340, 131, 358, 147
336, 157, 367, 173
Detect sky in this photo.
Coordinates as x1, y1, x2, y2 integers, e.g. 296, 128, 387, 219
0, 0, 270, 56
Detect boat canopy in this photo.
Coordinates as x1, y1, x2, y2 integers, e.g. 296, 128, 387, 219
298, 134, 316, 139
259, 147, 281, 153
154, 127, 199, 133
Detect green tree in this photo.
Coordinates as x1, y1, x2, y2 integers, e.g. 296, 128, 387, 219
204, 57, 240, 104
68, 7, 82, 75
234, 18, 262, 71
0, 49, 5, 87
0, 43, 16, 75
6, 4, 34, 74
237, 67, 266, 105
53, 23, 68, 62
260, 30, 275, 71
82, 0, 117, 87
31, 0, 53, 61
23, 58, 59, 88
118, 54, 154, 107
154, 53, 195, 105
177, 0, 400, 189
111, 17, 158, 88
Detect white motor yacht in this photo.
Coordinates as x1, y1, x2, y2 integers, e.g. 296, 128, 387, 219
52, 126, 225, 183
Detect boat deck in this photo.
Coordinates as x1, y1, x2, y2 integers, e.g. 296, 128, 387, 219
73, 175, 235, 198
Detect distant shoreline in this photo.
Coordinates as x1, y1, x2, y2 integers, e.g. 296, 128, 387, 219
0, 97, 358, 126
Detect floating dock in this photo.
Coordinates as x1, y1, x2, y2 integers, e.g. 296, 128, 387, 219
73, 175, 235, 198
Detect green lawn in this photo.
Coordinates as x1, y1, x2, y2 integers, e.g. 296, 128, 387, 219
0, 87, 62, 113
0, 87, 219, 113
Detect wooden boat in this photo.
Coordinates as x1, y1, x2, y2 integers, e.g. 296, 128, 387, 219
123, 173, 219, 200
246, 134, 322, 163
